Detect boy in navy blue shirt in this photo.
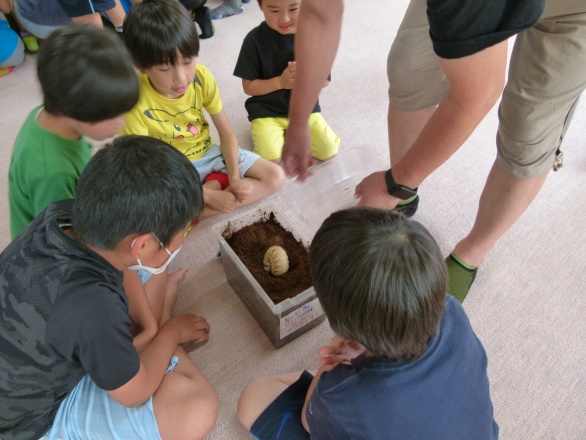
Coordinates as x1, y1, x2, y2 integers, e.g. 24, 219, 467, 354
237, 208, 499, 439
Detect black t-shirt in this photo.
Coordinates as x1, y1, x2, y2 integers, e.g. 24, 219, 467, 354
234, 21, 322, 121
427, 0, 546, 58
0, 200, 140, 440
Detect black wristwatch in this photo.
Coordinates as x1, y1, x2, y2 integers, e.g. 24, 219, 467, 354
384, 169, 417, 200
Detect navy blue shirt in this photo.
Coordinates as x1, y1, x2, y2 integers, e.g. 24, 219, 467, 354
306, 296, 499, 439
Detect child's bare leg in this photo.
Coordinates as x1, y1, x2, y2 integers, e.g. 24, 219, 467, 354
160, 267, 188, 324
153, 346, 218, 440
104, 0, 126, 27
230, 159, 286, 206
237, 371, 304, 430
71, 13, 104, 27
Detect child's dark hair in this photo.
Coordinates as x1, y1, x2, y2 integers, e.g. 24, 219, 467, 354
309, 208, 447, 361
37, 25, 138, 122
124, 0, 200, 69
72, 135, 203, 249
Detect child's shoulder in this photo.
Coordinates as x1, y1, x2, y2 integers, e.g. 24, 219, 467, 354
248, 21, 266, 35
195, 63, 218, 86
196, 63, 213, 77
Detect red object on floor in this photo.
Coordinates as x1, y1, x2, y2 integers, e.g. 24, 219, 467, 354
205, 172, 229, 190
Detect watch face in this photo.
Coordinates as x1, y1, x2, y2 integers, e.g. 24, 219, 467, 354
385, 169, 417, 200
391, 186, 417, 200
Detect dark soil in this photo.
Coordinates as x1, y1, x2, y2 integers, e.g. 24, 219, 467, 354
224, 213, 312, 304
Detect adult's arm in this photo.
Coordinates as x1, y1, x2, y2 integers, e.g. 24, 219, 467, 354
282, 0, 343, 178
357, 40, 508, 209
392, 40, 508, 189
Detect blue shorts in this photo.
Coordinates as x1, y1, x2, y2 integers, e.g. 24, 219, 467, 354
56, 0, 116, 17
250, 371, 313, 440
41, 356, 179, 440
193, 144, 260, 181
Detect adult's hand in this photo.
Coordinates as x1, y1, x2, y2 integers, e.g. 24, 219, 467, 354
355, 171, 400, 209
282, 124, 315, 179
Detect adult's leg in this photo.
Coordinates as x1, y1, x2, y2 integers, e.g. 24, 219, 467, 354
449, 5, 586, 299
386, 0, 447, 165
453, 162, 547, 268
153, 346, 218, 440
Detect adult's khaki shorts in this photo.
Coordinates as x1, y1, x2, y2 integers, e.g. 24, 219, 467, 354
387, 0, 586, 178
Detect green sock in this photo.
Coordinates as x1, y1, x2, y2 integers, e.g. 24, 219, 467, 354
445, 252, 477, 303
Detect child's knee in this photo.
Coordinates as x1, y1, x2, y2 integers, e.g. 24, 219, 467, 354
273, 163, 286, 188
237, 379, 264, 430
261, 160, 286, 190
175, 379, 218, 439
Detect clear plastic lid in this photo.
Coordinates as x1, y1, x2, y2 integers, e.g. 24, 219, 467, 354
282, 148, 383, 235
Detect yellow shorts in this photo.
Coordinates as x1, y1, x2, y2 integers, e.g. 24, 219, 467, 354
251, 113, 340, 161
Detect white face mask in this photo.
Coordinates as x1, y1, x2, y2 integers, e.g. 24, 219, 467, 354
128, 233, 182, 275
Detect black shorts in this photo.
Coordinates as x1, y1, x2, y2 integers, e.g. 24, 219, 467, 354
250, 371, 314, 440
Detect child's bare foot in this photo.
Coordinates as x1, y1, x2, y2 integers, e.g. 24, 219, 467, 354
203, 180, 221, 191
161, 267, 188, 324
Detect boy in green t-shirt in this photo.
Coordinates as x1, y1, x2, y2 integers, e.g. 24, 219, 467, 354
8, 24, 138, 240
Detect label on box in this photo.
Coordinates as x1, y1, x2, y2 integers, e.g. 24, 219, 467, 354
280, 298, 324, 339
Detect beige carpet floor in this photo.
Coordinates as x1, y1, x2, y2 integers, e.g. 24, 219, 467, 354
1, 1, 585, 438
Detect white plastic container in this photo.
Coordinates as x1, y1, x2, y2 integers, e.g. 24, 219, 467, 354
282, 148, 382, 235
212, 148, 381, 347
212, 202, 325, 348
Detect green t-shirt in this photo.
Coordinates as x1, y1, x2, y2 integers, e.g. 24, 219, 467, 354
8, 106, 92, 239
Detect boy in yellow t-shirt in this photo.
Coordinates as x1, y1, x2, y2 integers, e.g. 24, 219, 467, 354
122, 0, 285, 218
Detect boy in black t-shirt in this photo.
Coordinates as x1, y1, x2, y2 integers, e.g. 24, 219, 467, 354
0, 135, 218, 440
234, 0, 339, 163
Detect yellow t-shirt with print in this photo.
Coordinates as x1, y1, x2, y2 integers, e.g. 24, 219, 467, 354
122, 64, 223, 161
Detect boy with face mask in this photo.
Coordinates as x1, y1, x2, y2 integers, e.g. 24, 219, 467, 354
0, 135, 218, 440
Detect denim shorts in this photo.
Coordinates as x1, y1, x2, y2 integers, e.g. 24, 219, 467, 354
192, 144, 260, 181
40, 356, 179, 440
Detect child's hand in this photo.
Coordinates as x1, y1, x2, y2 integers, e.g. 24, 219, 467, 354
164, 314, 210, 344
228, 178, 254, 203
206, 188, 239, 213
318, 336, 366, 366
279, 61, 296, 89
